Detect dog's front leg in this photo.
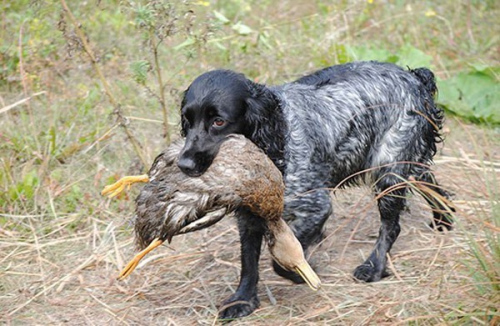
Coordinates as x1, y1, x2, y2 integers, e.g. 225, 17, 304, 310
219, 207, 264, 320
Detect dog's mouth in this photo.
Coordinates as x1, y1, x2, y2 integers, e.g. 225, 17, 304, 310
182, 170, 204, 177
177, 152, 215, 177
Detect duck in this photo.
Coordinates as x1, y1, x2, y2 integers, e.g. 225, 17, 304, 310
102, 134, 321, 291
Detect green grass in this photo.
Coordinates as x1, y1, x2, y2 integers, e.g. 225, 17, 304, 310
0, 0, 499, 324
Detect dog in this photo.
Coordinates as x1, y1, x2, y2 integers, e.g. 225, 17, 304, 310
177, 61, 454, 319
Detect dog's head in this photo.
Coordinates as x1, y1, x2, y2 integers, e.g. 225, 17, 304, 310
178, 70, 271, 177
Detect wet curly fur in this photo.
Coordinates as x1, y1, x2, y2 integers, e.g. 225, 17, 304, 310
178, 61, 454, 319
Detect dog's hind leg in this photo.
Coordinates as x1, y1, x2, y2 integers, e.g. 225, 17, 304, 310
273, 188, 332, 283
354, 170, 406, 282
219, 207, 264, 320
415, 171, 454, 231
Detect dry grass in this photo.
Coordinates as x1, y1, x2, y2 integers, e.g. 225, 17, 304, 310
1, 1, 499, 325
1, 119, 498, 325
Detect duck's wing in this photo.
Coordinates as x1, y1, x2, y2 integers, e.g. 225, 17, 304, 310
159, 191, 241, 243
135, 174, 241, 248
177, 207, 229, 234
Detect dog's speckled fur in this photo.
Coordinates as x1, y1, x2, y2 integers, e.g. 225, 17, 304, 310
178, 61, 454, 319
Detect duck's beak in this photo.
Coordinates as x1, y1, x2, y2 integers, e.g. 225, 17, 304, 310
294, 261, 321, 291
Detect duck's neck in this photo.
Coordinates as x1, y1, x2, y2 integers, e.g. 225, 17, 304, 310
264, 217, 297, 254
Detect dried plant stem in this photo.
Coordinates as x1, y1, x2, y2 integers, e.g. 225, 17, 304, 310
18, 20, 31, 110
60, 0, 148, 168
0, 91, 46, 115
151, 34, 171, 144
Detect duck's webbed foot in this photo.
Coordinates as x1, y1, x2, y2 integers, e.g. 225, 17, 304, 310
101, 174, 149, 198
117, 238, 163, 280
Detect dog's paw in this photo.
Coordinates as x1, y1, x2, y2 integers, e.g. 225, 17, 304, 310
218, 293, 259, 321
353, 263, 388, 282
272, 261, 306, 284
430, 214, 454, 232
430, 221, 453, 232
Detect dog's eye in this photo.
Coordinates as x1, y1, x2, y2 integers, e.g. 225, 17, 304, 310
212, 118, 226, 128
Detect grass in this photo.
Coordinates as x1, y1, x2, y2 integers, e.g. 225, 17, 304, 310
1, 0, 499, 324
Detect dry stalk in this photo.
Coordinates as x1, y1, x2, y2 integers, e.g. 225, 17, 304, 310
18, 20, 31, 112
60, 0, 148, 168
0, 91, 47, 115
150, 34, 171, 143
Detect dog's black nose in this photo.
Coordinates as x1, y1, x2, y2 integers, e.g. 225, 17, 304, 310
177, 157, 198, 176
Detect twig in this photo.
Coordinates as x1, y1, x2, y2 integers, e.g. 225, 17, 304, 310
425, 237, 444, 278
60, 0, 148, 168
83, 123, 119, 154
0, 91, 47, 115
151, 34, 170, 143
28, 216, 47, 296
386, 253, 403, 282
125, 116, 163, 124
87, 291, 122, 321
18, 20, 31, 112
435, 156, 500, 168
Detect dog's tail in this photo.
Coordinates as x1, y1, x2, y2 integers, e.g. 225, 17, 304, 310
410, 67, 444, 147
410, 67, 437, 98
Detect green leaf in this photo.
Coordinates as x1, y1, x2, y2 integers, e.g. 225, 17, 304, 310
8, 170, 40, 201
438, 69, 500, 124
130, 60, 150, 85
174, 37, 196, 51
134, 4, 154, 29
213, 10, 230, 24
212, 40, 228, 51
468, 63, 500, 79
396, 44, 432, 68
257, 32, 273, 50
232, 22, 253, 35
346, 45, 396, 63
49, 126, 56, 155
348, 44, 432, 68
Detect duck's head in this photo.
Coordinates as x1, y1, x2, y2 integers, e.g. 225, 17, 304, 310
266, 219, 321, 291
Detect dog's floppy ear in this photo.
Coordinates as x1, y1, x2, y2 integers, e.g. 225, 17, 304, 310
244, 82, 287, 172
180, 88, 190, 137
245, 83, 276, 127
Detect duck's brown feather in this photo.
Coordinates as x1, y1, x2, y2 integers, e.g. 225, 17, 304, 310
133, 135, 284, 248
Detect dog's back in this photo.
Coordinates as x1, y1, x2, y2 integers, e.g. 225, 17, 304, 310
273, 61, 442, 188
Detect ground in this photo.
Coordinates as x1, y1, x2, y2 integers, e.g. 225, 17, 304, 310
1, 120, 498, 325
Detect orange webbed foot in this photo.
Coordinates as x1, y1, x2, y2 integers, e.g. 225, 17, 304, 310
117, 238, 164, 280
101, 174, 149, 198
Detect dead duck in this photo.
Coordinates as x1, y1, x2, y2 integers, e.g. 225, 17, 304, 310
102, 134, 321, 291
